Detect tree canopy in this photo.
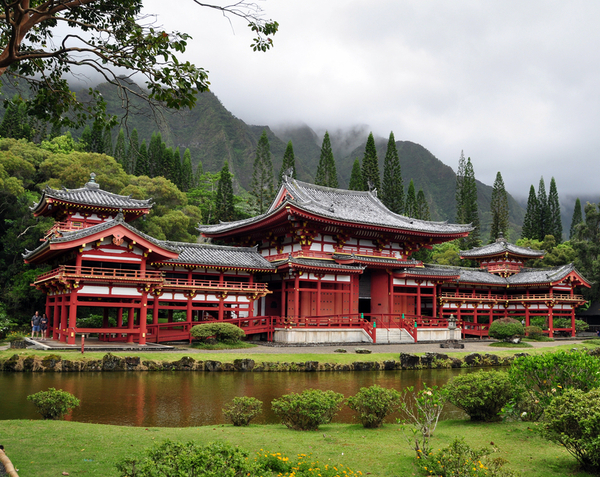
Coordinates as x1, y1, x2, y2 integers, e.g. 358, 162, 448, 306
0, 1, 278, 128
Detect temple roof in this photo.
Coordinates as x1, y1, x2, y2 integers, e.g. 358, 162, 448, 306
32, 175, 153, 216
23, 213, 177, 262
460, 237, 544, 259
199, 177, 473, 237
410, 263, 590, 287
155, 242, 275, 271
271, 256, 365, 273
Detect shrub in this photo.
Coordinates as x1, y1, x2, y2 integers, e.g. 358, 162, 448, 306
417, 437, 518, 477
529, 316, 547, 329
222, 396, 262, 426
190, 322, 245, 342
256, 450, 361, 476
3, 331, 27, 342
541, 388, 600, 473
346, 384, 401, 428
553, 317, 589, 333
27, 388, 80, 420
444, 370, 513, 422
509, 350, 600, 420
116, 440, 262, 476
76, 314, 116, 328
271, 389, 344, 431
488, 318, 524, 341
524, 325, 543, 339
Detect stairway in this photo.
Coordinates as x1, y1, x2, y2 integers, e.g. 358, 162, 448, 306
375, 327, 415, 343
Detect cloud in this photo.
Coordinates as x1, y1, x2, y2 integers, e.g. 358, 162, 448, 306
142, 0, 600, 199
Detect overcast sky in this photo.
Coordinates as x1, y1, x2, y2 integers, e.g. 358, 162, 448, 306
143, 1, 600, 201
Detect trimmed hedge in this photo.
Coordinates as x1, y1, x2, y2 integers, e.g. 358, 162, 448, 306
488, 318, 524, 341
190, 323, 245, 342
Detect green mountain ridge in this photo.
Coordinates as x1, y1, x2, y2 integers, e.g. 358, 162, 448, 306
2, 80, 525, 239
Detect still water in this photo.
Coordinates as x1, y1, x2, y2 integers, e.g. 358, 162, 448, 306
0, 369, 470, 426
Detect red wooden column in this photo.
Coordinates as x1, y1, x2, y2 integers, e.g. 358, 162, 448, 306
294, 273, 300, 320
571, 307, 576, 337
153, 293, 159, 325
127, 307, 134, 343
139, 292, 148, 345
53, 296, 59, 340
317, 275, 322, 316
248, 273, 255, 318
432, 282, 437, 319
416, 281, 422, 319
60, 295, 68, 342
67, 292, 78, 345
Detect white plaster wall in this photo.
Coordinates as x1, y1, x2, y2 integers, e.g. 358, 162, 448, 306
273, 329, 372, 343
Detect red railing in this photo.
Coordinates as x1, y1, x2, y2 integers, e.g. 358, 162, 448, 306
486, 263, 522, 273
441, 292, 585, 303
460, 321, 490, 338
274, 313, 377, 342
34, 265, 164, 284
265, 250, 332, 262
163, 278, 269, 292
339, 247, 396, 258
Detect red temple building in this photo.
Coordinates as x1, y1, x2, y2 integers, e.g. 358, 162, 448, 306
25, 173, 590, 344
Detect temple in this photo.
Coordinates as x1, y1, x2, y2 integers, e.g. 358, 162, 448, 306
25, 173, 590, 345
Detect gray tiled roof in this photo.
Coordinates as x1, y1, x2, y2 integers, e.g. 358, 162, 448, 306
157, 242, 275, 270
271, 256, 365, 272
408, 263, 588, 287
199, 178, 472, 236
33, 180, 153, 212
23, 214, 176, 260
460, 238, 544, 258
333, 253, 416, 266
399, 265, 461, 278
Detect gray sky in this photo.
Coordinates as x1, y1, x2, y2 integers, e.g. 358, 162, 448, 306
143, 1, 600, 200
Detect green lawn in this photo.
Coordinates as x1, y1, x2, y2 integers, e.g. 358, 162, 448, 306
1, 340, 598, 366
0, 419, 592, 476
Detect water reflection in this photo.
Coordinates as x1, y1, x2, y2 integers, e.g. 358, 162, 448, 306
0, 369, 472, 426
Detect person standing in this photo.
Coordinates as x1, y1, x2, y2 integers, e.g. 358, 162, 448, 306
31, 311, 42, 339
40, 313, 49, 340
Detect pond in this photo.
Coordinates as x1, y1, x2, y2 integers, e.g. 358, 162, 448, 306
0, 369, 472, 426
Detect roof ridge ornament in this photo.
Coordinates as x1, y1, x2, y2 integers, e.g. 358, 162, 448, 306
367, 179, 377, 196
85, 172, 100, 189
282, 167, 294, 182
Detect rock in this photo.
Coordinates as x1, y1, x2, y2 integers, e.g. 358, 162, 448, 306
204, 360, 222, 372
334, 348, 347, 353
305, 361, 319, 371
2, 354, 20, 372
463, 353, 484, 366
353, 361, 379, 371
383, 360, 398, 370
233, 359, 255, 371
483, 354, 501, 366
41, 354, 62, 370
125, 357, 141, 370
399, 352, 421, 369
172, 356, 196, 370
22, 356, 35, 371
102, 353, 125, 371
354, 348, 372, 354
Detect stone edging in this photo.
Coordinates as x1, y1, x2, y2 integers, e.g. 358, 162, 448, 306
0, 351, 537, 372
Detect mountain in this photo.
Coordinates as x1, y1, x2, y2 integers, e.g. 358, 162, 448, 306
1, 80, 525, 238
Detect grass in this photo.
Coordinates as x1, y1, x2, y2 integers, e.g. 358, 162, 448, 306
1, 340, 599, 366
190, 340, 258, 350
0, 419, 593, 476
523, 336, 555, 342
489, 341, 533, 348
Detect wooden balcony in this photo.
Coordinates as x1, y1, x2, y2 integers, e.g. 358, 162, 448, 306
440, 292, 585, 304
34, 265, 164, 286
486, 263, 522, 274
163, 277, 269, 294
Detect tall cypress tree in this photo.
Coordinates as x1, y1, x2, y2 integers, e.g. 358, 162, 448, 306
461, 158, 480, 248
547, 177, 562, 242
416, 189, 430, 220
102, 127, 113, 156
537, 177, 551, 240
380, 131, 404, 214
80, 126, 92, 152
162, 147, 174, 182
405, 179, 417, 218
489, 171, 509, 242
193, 160, 204, 189
278, 141, 296, 187
0, 95, 33, 140
521, 185, 539, 240
214, 161, 235, 223
315, 131, 338, 188
180, 148, 193, 192
361, 132, 380, 191
114, 128, 127, 171
251, 130, 275, 214
172, 147, 183, 189
348, 159, 363, 191
90, 120, 104, 153
570, 198, 583, 239
134, 139, 149, 177
455, 151, 467, 223
127, 128, 139, 174
147, 133, 163, 177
